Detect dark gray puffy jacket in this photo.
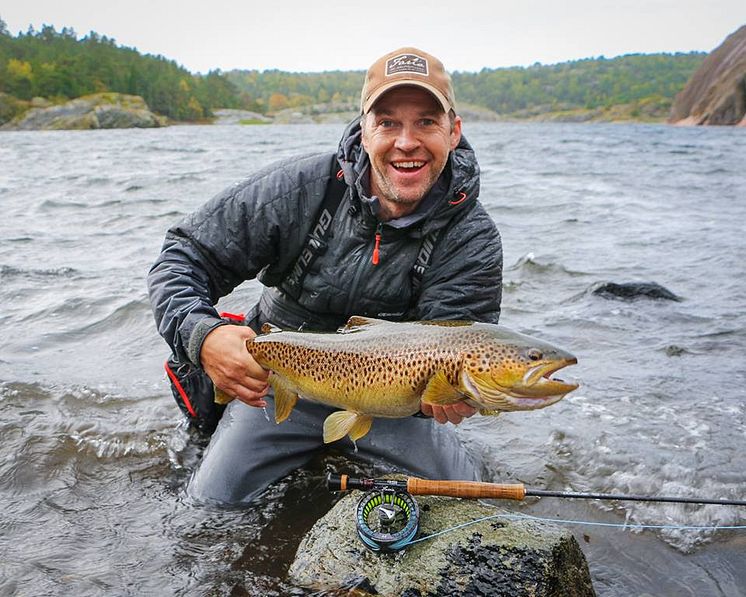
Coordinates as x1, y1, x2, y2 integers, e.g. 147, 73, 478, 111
148, 118, 503, 366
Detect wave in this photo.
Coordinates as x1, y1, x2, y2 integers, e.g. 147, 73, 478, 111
0, 264, 79, 278
506, 252, 588, 277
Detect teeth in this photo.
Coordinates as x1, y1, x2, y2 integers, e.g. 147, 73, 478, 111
393, 161, 424, 169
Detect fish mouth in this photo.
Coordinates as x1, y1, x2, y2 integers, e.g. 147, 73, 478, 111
519, 357, 579, 397
465, 357, 578, 412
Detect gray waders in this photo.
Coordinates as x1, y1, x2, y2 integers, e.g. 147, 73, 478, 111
187, 395, 479, 506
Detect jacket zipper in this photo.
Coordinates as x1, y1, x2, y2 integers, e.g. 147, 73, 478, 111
344, 223, 383, 316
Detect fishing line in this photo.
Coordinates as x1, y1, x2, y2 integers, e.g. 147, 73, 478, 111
402, 512, 746, 548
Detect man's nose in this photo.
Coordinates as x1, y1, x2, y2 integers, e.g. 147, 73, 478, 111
394, 125, 420, 152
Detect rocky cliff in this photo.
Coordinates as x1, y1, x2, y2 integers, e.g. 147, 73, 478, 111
669, 25, 746, 126
1, 93, 166, 131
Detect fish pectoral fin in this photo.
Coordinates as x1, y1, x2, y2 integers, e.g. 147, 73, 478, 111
323, 411, 373, 444
421, 370, 465, 406
214, 387, 234, 405
268, 374, 298, 424
478, 408, 502, 417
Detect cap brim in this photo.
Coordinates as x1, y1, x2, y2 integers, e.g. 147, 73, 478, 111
362, 80, 452, 114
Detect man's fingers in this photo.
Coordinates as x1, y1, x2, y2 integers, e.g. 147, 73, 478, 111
452, 402, 477, 418
231, 383, 269, 408
420, 402, 476, 425
245, 359, 269, 382
239, 374, 270, 394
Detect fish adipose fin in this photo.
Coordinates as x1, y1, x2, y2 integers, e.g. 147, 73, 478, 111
323, 411, 373, 443
260, 322, 283, 335
421, 370, 465, 406
269, 374, 298, 423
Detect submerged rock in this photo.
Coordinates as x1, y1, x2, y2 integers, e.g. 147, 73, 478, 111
591, 281, 682, 302
288, 492, 595, 596
669, 25, 746, 126
1, 93, 166, 131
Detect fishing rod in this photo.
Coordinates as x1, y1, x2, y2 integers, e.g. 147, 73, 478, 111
329, 472, 745, 553
328, 473, 746, 507
328, 472, 746, 553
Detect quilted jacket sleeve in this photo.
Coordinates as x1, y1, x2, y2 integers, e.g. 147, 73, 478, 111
147, 154, 331, 365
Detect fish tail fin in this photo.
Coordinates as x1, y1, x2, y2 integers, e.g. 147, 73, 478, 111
323, 411, 373, 444
214, 387, 234, 405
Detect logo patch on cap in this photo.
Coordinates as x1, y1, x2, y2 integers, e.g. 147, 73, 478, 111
386, 54, 428, 77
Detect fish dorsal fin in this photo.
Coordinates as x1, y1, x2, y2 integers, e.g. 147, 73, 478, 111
421, 370, 465, 406
417, 320, 474, 328
323, 411, 373, 443
339, 316, 385, 333
269, 374, 298, 423
260, 322, 283, 335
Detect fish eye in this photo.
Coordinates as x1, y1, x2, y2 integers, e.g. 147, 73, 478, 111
527, 348, 543, 361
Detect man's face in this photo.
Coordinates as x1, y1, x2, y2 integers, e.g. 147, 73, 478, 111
361, 86, 462, 220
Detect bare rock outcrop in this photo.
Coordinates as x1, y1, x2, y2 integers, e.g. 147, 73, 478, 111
288, 491, 596, 596
669, 25, 746, 125
1, 93, 165, 131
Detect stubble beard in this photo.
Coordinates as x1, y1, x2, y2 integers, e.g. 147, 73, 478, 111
371, 163, 439, 212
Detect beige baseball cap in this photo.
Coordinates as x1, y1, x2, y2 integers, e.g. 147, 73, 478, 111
360, 47, 456, 114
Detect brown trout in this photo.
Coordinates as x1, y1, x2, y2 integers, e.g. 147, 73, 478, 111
217, 316, 578, 443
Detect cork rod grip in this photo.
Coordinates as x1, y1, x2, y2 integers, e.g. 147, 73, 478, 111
406, 478, 527, 501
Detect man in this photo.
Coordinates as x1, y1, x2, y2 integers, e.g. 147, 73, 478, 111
148, 47, 503, 505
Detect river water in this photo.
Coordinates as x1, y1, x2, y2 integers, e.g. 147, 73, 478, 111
1, 121, 744, 596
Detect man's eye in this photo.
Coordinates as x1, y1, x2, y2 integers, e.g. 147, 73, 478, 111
419, 118, 436, 126
379, 120, 395, 128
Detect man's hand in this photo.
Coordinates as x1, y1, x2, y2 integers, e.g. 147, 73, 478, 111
420, 402, 477, 425
200, 324, 270, 408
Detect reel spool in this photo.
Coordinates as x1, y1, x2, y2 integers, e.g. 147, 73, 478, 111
355, 488, 419, 553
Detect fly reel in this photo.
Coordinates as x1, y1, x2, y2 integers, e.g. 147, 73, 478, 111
355, 488, 419, 552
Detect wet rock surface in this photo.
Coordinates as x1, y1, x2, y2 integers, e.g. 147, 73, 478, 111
288, 492, 595, 596
591, 281, 681, 302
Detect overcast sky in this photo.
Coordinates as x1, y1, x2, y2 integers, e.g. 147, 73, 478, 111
3, 1, 745, 73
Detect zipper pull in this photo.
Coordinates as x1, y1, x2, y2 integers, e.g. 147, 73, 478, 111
372, 224, 382, 265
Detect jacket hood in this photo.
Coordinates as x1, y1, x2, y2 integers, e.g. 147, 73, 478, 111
336, 116, 481, 235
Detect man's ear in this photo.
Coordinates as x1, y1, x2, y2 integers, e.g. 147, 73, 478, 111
450, 115, 462, 150
360, 114, 369, 152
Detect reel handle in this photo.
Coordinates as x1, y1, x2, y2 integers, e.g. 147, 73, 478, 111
407, 478, 526, 501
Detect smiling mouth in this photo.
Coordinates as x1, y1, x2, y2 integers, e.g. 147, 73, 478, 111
392, 160, 425, 172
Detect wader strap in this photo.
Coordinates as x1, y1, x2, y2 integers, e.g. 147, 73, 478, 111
281, 156, 347, 300
409, 227, 447, 308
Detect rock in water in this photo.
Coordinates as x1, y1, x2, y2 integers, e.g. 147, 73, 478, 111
669, 25, 746, 126
1, 93, 165, 131
591, 281, 681, 302
288, 492, 596, 596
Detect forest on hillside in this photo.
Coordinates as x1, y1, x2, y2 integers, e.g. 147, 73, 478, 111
0, 17, 705, 122
0, 19, 240, 120
225, 53, 704, 117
